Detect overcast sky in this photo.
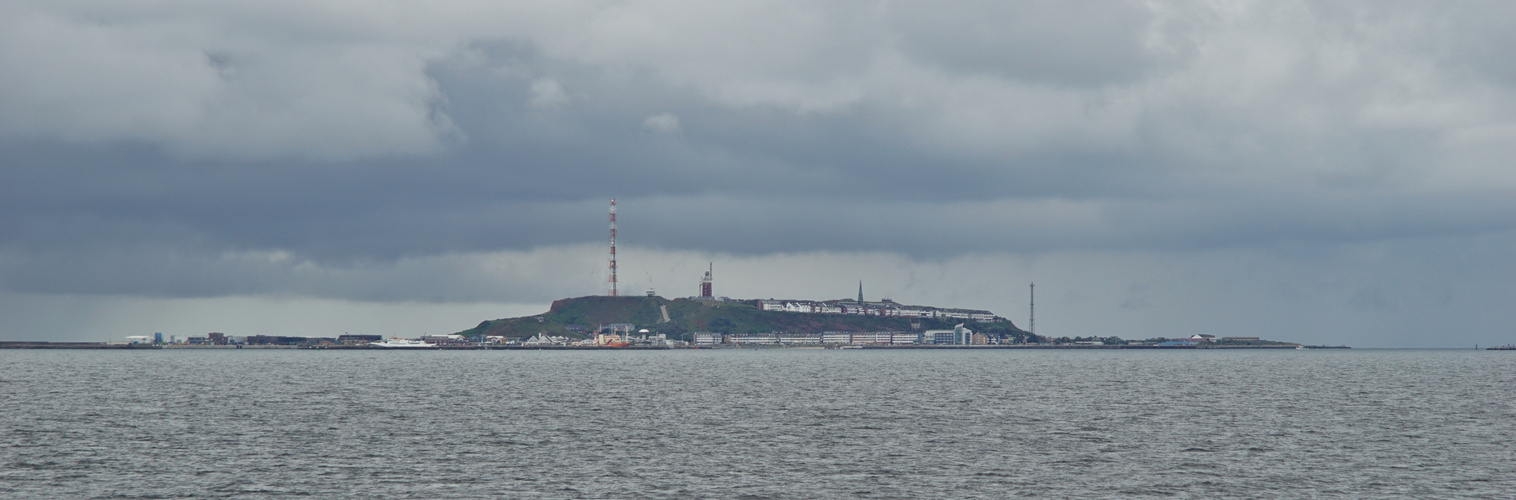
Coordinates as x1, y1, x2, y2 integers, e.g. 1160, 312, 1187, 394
4, 1, 1515, 347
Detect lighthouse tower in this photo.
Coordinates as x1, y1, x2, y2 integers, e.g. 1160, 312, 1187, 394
699, 263, 713, 298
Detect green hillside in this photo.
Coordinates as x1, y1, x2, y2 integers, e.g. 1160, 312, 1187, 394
456, 295, 1033, 342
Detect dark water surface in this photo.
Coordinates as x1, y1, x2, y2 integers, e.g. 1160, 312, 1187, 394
3, 349, 1513, 498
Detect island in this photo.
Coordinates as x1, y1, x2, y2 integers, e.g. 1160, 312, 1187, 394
1, 295, 1325, 349
450, 295, 1309, 349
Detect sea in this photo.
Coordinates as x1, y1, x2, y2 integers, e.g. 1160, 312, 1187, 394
2, 348, 1513, 498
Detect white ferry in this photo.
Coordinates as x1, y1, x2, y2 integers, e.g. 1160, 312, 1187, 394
370, 338, 436, 348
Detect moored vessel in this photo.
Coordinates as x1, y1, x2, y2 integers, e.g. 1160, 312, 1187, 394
370, 338, 436, 348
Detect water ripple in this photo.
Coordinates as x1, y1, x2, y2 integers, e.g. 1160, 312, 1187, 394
1, 349, 1514, 498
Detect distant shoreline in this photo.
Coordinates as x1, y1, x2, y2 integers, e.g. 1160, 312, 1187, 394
0, 342, 1347, 350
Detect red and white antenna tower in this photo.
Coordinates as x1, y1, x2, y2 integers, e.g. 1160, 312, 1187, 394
608, 198, 618, 296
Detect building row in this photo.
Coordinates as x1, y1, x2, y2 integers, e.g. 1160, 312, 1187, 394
142, 333, 499, 346
695, 325, 985, 346
756, 299, 1000, 322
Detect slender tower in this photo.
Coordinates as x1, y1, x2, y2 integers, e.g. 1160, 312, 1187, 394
700, 263, 713, 298
608, 198, 618, 297
1029, 282, 1035, 334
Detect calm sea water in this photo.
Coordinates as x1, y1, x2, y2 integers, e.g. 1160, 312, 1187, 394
2, 348, 1513, 498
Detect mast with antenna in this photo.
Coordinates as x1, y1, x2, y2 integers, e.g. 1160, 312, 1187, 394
608, 198, 617, 297
1029, 282, 1035, 334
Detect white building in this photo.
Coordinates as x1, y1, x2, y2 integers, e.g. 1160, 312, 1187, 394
786, 302, 819, 313
821, 332, 853, 344
955, 324, 973, 345
729, 333, 779, 345
779, 334, 822, 345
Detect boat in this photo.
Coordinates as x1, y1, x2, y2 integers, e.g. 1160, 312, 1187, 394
370, 338, 436, 348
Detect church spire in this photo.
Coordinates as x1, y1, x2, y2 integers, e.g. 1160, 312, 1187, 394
858, 281, 864, 304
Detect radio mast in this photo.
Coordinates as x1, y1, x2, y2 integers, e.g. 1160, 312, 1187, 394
608, 198, 617, 297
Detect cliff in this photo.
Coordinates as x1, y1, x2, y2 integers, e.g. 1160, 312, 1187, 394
455, 295, 1030, 341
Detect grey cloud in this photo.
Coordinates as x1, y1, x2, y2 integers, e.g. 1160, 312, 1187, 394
888, 0, 1177, 86
0, 243, 607, 303
0, 2, 456, 161
5, 11, 1516, 269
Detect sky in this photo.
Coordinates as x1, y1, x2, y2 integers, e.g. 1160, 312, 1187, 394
3, 1, 1515, 347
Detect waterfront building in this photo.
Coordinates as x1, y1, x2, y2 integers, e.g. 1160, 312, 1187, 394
246, 335, 293, 345
693, 332, 721, 346
924, 330, 955, 345
524, 333, 558, 346
337, 334, 382, 345
778, 334, 822, 345
750, 298, 1001, 323
821, 332, 852, 344
726, 333, 780, 345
